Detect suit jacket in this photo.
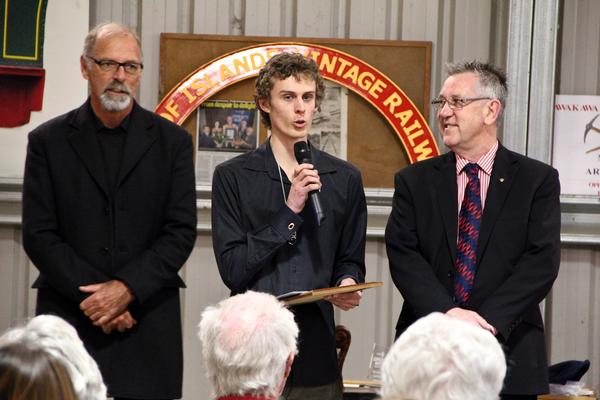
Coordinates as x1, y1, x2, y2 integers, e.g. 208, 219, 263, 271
22, 100, 197, 399
385, 144, 560, 395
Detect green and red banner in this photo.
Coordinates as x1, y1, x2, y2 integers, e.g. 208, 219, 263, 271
0, 0, 47, 127
1, 0, 47, 68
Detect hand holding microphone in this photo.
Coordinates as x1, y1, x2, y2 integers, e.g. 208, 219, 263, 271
290, 141, 326, 226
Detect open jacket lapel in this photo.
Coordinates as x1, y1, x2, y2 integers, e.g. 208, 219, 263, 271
476, 144, 519, 263
67, 102, 110, 198
435, 152, 459, 264
116, 103, 157, 189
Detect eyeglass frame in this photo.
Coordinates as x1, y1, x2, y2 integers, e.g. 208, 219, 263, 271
85, 55, 144, 75
431, 96, 492, 111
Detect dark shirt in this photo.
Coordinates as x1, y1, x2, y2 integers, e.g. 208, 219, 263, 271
198, 132, 216, 148
91, 106, 130, 196
211, 139, 367, 386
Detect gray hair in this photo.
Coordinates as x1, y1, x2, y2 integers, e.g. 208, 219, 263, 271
198, 291, 299, 398
381, 312, 506, 400
446, 60, 507, 119
0, 315, 107, 400
82, 22, 142, 58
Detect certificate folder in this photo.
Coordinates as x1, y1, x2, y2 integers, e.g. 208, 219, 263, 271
278, 282, 383, 306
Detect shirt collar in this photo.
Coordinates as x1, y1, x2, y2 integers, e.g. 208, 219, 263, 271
243, 137, 337, 176
86, 98, 134, 133
455, 140, 498, 176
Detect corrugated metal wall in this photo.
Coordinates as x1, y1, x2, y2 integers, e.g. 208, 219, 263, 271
0, 1, 598, 399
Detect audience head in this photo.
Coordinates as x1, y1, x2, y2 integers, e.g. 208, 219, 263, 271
0, 342, 77, 400
0, 315, 107, 400
381, 312, 506, 400
198, 291, 299, 399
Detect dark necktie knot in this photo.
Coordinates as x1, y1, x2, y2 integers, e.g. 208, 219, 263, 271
463, 163, 479, 179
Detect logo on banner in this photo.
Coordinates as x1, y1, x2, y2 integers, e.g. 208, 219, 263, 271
583, 114, 600, 154
155, 42, 439, 164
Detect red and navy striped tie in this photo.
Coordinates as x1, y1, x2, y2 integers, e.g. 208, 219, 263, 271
454, 163, 482, 306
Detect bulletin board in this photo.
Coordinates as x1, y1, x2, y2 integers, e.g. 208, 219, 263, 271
158, 34, 434, 188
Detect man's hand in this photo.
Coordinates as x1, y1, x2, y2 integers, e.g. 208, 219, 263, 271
446, 307, 497, 335
286, 163, 321, 214
100, 310, 137, 334
326, 278, 362, 311
79, 280, 135, 326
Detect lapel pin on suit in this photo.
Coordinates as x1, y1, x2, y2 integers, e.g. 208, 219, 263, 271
499, 178, 505, 183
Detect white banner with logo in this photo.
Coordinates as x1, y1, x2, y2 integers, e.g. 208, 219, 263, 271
553, 95, 600, 196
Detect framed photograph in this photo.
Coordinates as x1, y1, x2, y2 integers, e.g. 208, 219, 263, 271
196, 99, 259, 151
196, 100, 259, 185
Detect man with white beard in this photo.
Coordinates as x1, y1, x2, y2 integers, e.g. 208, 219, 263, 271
21, 22, 197, 400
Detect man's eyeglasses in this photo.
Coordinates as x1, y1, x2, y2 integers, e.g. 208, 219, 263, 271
431, 96, 491, 111
86, 56, 144, 75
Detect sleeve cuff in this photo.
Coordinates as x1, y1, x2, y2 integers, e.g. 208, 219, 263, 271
271, 204, 303, 243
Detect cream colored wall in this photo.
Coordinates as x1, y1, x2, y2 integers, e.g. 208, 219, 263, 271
0, 0, 88, 179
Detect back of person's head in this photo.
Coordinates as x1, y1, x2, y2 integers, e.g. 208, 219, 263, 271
0, 315, 106, 400
0, 342, 77, 400
198, 291, 299, 398
381, 312, 506, 400
254, 51, 325, 128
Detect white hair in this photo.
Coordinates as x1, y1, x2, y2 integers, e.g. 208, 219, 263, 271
0, 315, 107, 400
381, 312, 506, 400
99, 81, 132, 111
198, 291, 299, 398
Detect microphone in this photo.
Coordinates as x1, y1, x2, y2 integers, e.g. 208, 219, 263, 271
294, 141, 326, 226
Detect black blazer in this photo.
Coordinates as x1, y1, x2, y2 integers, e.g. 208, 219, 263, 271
385, 144, 560, 395
22, 100, 197, 399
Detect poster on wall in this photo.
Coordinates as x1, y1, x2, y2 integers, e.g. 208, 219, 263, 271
194, 83, 348, 186
308, 81, 348, 160
195, 100, 259, 185
553, 95, 600, 197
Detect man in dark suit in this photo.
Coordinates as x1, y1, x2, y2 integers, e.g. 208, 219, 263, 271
385, 61, 560, 400
21, 22, 197, 400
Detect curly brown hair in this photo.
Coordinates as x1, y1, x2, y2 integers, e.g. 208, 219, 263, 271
254, 52, 325, 129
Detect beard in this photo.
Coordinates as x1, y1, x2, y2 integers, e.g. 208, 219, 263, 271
100, 81, 132, 112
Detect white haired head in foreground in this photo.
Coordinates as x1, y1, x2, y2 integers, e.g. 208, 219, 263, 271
381, 312, 506, 400
0, 314, 106, 400
198, 291, 299, 399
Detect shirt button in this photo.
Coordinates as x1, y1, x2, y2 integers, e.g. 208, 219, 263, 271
101, 247, 109, 254
288, 223, 295, 230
